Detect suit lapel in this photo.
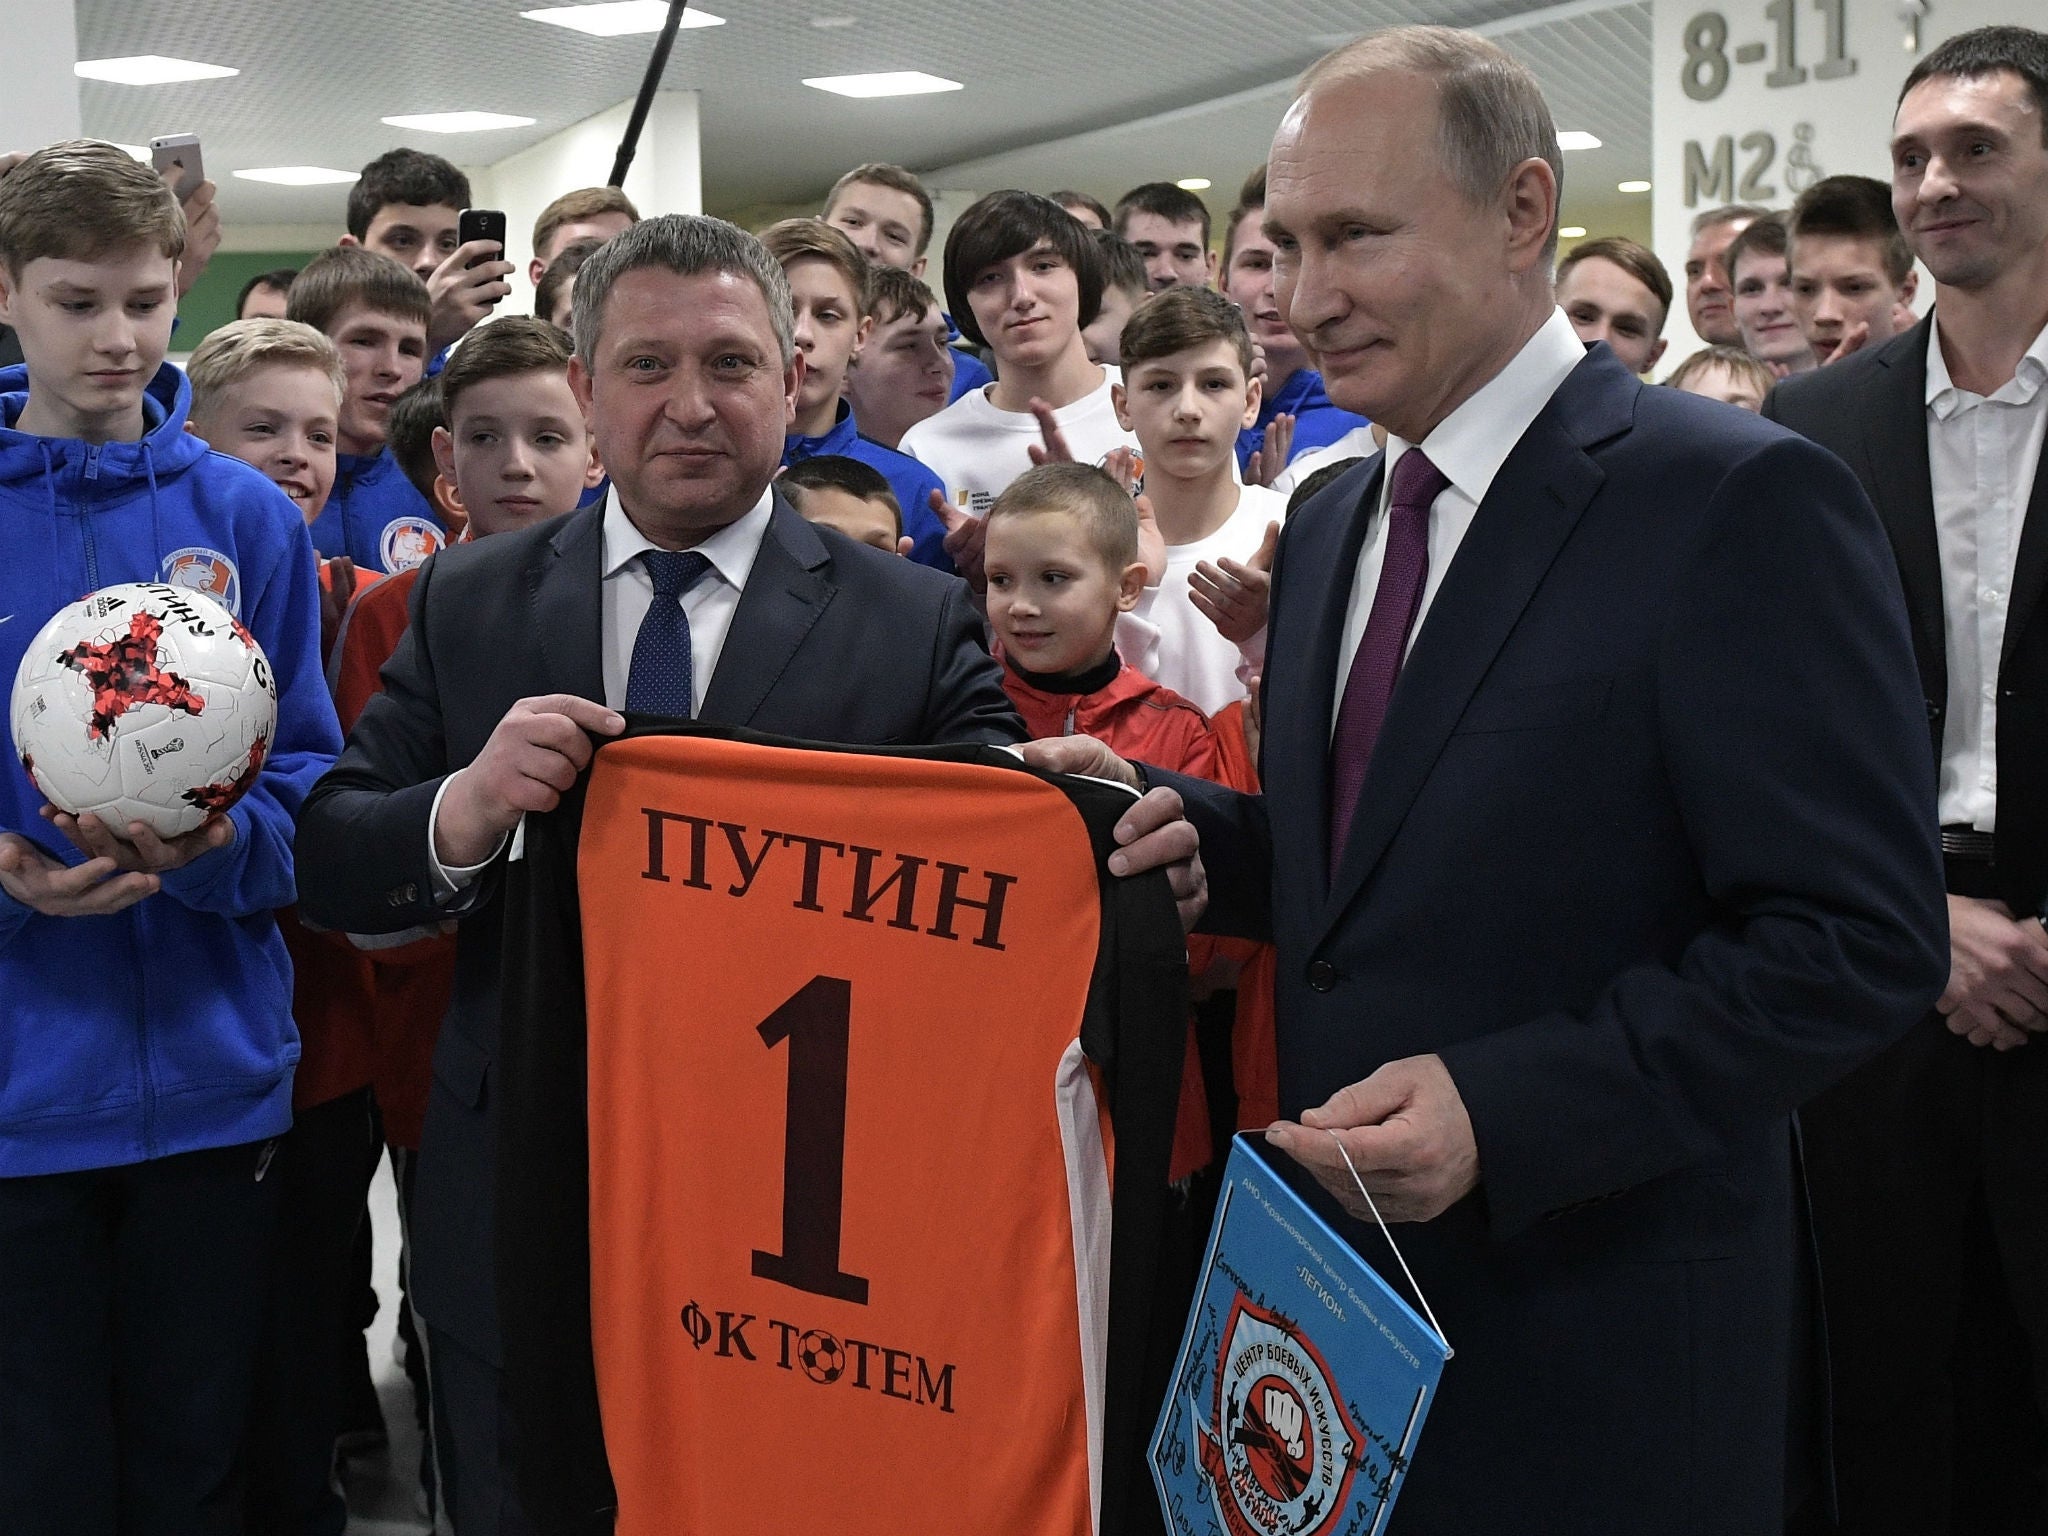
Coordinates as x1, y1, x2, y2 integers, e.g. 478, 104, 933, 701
1262, 455, 1386, 894
1860, 321, 1945, 684
700, 492, 834, 726
1316, 354, 1627, 942
532, 506, 605, 702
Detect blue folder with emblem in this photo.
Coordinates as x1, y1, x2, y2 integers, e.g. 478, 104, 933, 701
1150, 1135, 1452, 1536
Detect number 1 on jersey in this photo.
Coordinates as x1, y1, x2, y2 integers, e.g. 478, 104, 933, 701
751, 975, 871, 1305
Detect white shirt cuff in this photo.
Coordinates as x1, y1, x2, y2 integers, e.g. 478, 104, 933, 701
428, 771, 507, 901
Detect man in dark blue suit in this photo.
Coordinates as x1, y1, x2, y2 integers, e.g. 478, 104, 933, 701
295, 215, 1202, 1533
1039, 26, 1947, 1533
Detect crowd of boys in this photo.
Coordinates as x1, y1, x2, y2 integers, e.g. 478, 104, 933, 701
1, 20, 2045, 1535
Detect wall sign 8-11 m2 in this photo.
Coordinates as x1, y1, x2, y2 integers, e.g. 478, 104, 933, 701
1679, 0, 1861, 207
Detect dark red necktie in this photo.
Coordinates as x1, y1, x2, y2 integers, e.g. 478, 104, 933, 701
1328, 447, 1449, 870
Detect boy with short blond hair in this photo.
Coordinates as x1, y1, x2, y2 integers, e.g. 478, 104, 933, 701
983, 461, 1237, 1181
529, 184, 638, 289
823, 161, 994, 402
0, 138, 342, 1530
1110, 286, 1287, 713
288, 245, 450, 574
846, 266, 955, 450
760, 218, 950, 567
186, 317, 345, 526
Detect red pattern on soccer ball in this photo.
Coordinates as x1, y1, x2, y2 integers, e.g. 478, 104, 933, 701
56, 612, 206, 741
181, 733, 267, 814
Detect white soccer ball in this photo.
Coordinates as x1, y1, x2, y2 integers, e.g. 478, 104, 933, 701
9, 582, 278, 839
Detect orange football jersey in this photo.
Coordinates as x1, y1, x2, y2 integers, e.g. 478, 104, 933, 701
496, 727, 1190, 1536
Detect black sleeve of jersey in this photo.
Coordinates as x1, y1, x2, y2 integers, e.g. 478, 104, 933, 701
495, 779, 621, 1536
1063, 776, 1194, 1536
495, 723, 1191, 1536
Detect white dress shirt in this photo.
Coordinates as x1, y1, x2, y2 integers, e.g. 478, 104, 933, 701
1928, 314, 2048, 832
1331, 306, 1588, 732
428, 485, 777, 892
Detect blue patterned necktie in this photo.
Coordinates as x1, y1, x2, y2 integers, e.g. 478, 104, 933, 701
625, 550, 714, 718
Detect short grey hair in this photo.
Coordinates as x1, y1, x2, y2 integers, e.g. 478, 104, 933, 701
1301, 26, 1564, 259
570, 213, 795, 369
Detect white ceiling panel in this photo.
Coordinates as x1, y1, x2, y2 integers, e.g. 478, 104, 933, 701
70, 0, 1652, 231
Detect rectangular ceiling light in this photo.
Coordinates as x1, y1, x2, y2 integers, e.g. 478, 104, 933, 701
75, 55, 239, 85
235, 166, 361, 186
521, 2, 724, 34
1557, 131, 1603, 151
1617, 179, 1652, 193
803, 71, 963, 98
382, 112, 537, 133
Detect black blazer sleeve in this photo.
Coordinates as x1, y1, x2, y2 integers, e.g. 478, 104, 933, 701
295, 555, 463, 934
1437, 434, 1948, 1237
922, 574, 1029, 747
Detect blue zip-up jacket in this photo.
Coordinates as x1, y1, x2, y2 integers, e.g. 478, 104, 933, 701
783, 401, 955, 572
310, 448, 445, 575
0, 362, 343, 1178
1235, 367, 1370, 476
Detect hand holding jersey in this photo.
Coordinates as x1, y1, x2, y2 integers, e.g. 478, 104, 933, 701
1013, 734, 1206, 930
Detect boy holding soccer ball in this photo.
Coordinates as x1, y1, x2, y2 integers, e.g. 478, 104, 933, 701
0, 141, 340, 1530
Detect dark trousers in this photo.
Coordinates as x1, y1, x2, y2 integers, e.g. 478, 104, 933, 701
244, 1087, 384, 1536
1803, 865, 2048, 1535
427, 1322, 534, 1536
0, 1137, 283, 1536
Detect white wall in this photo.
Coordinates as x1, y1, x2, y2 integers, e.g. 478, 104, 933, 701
1650, 0, 2007, 362
0, 0, 81, 151
465, 91, 700, 308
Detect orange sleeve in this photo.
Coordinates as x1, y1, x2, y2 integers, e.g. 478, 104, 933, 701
333, 568, 419, 733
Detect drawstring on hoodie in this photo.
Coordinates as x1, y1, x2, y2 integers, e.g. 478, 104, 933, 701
36, 441, 63, 596
144, 443, 163, 578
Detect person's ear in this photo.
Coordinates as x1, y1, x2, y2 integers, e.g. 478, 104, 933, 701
431, 423, 456, 484
528, 257, 546, 289
582, 437, 606, 489
910, 253, 927, 280
0, 264, 16, 325
1241, 373, 1263, 429
184, 419, 202, 439
1503, 157, 1560, 276
1648, 337, 1668, 372
433, 474, 466, 535
895, 535, 914, 558
1116, 559, 1148, 611
1899, 270, 1919, 311
850, 311, 875, 366
568, 354, 595, 422
783, 353, 806, 426
337, 233, 361, 250
1111, 381, 1132, 431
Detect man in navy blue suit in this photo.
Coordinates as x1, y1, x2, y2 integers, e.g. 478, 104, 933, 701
1036, 24, 1949, 1533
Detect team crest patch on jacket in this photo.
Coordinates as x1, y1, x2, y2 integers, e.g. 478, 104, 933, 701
1196, 1295, 1363, 1536
160, 547, 242, 616
380, 517, 445, 573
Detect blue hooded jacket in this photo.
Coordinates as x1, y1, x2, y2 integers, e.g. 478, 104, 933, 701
1235, 367, 1369, 477
310, 448, 446, 575
783, 401, 954, 572
0, 362, 342, 1178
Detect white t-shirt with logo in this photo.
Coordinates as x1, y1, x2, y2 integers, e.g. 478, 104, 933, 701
1117, 482, 1289, 715
900, 367, 1141, 517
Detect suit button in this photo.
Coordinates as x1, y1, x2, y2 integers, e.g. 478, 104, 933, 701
1307, 960, 1337, 992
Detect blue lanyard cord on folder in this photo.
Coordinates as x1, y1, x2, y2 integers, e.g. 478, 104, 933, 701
1328, 1130, 1455, 1359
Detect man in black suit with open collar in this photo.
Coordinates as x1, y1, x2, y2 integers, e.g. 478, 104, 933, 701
1039, 26, 1947, 1533
1765, 26, 2048, 1532
295, 214, 1203, 1535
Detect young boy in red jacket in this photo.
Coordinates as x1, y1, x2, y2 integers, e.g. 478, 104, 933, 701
984, 462, 1236, 1178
